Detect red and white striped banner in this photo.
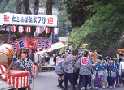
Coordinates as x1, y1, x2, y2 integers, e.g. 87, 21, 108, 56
54, 27, 59, 35
0, 65, 5, 74
27, 26, 31, 33
19, 26, 23, 33
36, 27, 41, 34
0, 68, 29, 88
45, 27, 50, 34
12, 25, 16, 32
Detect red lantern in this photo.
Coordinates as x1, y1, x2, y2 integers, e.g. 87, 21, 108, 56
19, 26, 23, 33
45, 27, 50, 34
54, 27, 59, 35
36, 27, 41, 34
27, 26, 31, 33
12, 25, 16, 32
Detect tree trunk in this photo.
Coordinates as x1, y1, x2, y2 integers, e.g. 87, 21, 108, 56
23, 0, 29, 14
45, 0, 54, 38
16, 0, 21, 14
34, 0, 39, 15
46, 0, 53, 15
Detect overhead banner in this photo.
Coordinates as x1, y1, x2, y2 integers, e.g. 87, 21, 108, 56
9, 37, 51, 50
0, 12, 57, 27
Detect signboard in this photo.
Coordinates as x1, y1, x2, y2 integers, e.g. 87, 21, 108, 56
0, 12, 57, 27
9, 37, 51, 50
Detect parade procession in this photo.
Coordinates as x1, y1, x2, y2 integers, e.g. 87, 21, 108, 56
1, 0, 124, 90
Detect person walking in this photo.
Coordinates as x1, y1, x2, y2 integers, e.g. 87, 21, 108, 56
108, 59, 117, 88
75, 51, 92, 90
55, 55, 64, 88
94, 56, 103, 90
62, 49, 75, 90
102, 59, 108, 88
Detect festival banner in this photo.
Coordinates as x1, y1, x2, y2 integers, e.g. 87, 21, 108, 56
0, 12, 57, 27
9, 37, 51, 50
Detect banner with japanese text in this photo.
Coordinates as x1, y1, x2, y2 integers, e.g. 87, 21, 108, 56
9, 37, 51, 50
0, 12, 57, 27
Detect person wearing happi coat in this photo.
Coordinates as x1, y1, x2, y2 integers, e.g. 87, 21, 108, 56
75, 51, 92, 90
18, 50, 33, 90
55, 55, 64, 88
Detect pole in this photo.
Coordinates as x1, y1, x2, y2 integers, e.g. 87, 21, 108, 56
8, 25, 11, 43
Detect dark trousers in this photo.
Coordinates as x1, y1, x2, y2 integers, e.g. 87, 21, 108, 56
72, 71, 79, 85
107, 76, 110, 86
116, 73, 121, 85
88, 75, 91, 87
81, 75, 89, 89
75, 70, 79, 85
64, 72, 74, 87
109, 77, 115, 87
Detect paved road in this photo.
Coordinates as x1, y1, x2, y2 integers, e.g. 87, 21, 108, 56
34, 71, 124, 90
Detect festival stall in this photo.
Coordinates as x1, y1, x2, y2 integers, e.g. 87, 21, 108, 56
0, 12, 57, 89
9, 37, 51, 78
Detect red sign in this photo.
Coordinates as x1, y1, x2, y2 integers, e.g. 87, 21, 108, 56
9, 37, 51, 50
81, 57, 88, 65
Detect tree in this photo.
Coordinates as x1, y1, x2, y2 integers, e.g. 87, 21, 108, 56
64, 0, 94, 27
60, 0, 124, 57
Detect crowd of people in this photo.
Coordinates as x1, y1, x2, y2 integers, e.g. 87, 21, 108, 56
54, 49, 124, 90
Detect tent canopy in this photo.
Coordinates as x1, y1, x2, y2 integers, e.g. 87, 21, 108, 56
36, 41, 67, 54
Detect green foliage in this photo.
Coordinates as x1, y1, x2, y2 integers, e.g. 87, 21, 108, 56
60, 0, 124, 57
0, 0, 16, 13
53, 0, 71, 37
0, 0, 35, 13
64, 0, 94, 27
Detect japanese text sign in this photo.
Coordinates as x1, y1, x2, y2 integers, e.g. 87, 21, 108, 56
9, 37, 51, 50
0, 13, 57, 27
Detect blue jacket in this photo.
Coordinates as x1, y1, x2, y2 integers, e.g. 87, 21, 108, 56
95, 62, 104, 75
107, 63, 117, 77
115, 62, 120, 74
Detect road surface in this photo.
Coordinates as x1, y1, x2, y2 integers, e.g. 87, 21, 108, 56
34, 71, 124, 90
